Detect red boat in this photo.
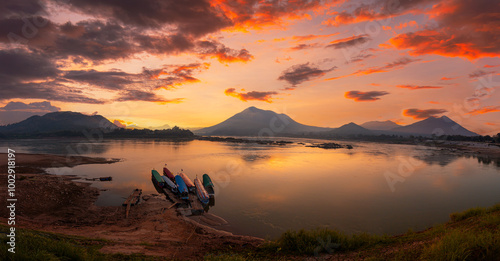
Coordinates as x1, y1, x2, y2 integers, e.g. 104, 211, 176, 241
163, 164, 175, 182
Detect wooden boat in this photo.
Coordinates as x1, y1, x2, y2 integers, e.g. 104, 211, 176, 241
174, 175, 189, 200
151, 169, 165, 188
163, 164, 175, 182
194, 177, 210, 204
202, 174, 215, 198
179, 172, 195, 193
161, 176, 178, 193
122, 189, 142, 218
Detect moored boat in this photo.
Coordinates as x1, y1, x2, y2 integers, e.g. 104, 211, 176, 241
163, 164, 175, 182
194, 177, 210, 204
202, 173, 215, 198
161, 176, 178, 193
179, 172, 196, 193
174, 175, 189, 200
151, 169, 165, 188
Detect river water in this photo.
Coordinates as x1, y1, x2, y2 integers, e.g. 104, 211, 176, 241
2, 138, 499, 239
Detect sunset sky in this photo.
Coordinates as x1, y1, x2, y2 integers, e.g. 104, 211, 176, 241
0, 0, 499, 134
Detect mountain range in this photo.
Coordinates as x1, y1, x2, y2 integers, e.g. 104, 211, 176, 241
0, 107, 479, 137
195, 107, 479, 137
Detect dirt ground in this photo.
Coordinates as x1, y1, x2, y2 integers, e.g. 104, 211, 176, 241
0, 153, 262, 259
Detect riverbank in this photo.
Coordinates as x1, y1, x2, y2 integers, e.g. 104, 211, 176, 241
0, 153, 262, 259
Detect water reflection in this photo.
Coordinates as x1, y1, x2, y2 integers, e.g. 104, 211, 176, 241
1, 139, 499, 239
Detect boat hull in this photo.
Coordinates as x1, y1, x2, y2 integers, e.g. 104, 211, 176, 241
174, 175, 189, 200
194, 178, 210, 204
202, 174, 215, 198
179, 172, 196, 193
151, 170, 165, 188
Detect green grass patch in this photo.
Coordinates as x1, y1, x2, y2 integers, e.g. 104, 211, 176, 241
262, 228, 392, 255
422, 229, 500, 260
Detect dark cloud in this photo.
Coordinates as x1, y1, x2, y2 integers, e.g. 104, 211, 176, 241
224, 88, 279, 103
469, 70, 497, 79
0, 101, 61, 125
0, 49, 59, 83
278, 62, 336, 87
63, 69, 135, 90
135, 33, 195, 55
403, 108, 447, 119
348, 53, 374, 63
0, 0, 46, 18
115, 90, 184, 103
397, 85, 443, 90
344, 91, 389, 101
323, 0, 437, 26
326, 34, 371, 49
56, 0, 231, 36
0, 81, 106, 104
388, 0, 500, 59
289, 43, 322, 51
0, 101, 60, 112
197, 40, 253, 63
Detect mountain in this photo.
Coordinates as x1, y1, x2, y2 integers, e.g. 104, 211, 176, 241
195, 106, 330, 136
0, 111, 119, 134
361, 120, 400, 130
391, 116, 478, 136
329, 122, 373, 135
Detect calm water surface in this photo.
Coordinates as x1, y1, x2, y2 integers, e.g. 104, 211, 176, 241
2, 138, 500, 239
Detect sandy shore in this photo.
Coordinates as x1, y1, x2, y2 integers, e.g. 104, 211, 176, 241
0, 153, 262, 259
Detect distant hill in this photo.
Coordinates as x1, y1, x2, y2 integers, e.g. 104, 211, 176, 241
195, 106, 331, 136
0, 111, 119, 134
329, 122, 373, 135
361, 120, 401, 130
391, 116, 478, 136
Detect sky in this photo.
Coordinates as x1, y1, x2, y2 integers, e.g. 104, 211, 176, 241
0, 0, 499, 135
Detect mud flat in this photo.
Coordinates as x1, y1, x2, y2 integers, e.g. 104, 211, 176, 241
0, 153, 262, 259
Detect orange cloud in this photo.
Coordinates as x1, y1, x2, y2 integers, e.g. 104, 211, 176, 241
467, 106, 500, 115
397, 85, 443, 90
485, 122, 497, 126
326, 57, 421, 81
395, 21, 418, 30
484, 64, 500, 68
224, 88, 278, 103
213, 0, 328, 32
387, 0, 500, 60
147, 63, 210, 90
440, 77, 457, 81
113, 119, 127, 128
291, 33, 340, 42
344, 91, 389, 102
403, 108, 447, 119
428, 101, 440, 104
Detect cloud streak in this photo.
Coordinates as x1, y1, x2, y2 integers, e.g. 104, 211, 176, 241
397, 85, 443, 90
403, 108, 447, 119
326, 57, 421, 81
278, 62, 336, 88
344, 91, 389, 102
326, 34, 370, 49
224, 88, 278, 103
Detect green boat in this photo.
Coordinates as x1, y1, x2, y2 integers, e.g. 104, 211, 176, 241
202, 174, 214, 197
152, 169, 165, 188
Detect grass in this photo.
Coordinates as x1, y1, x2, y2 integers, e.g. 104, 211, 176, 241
0, 226, 158, 261
208, 203, 500, 260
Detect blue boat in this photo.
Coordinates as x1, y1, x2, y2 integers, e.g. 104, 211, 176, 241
161, 176, 178, 193
174, 175, 189, 200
